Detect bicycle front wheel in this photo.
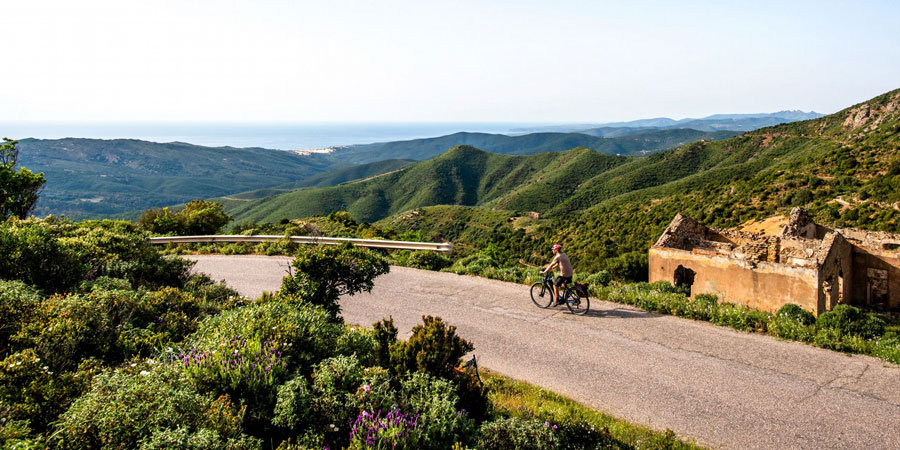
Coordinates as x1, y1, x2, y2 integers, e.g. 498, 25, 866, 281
566, 291, 590, 315
530, 282, 553, 308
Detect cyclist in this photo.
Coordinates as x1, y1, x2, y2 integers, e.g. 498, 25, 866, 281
540, 244, 573, 305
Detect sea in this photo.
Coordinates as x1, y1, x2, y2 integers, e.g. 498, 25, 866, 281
0, 122, 536, 151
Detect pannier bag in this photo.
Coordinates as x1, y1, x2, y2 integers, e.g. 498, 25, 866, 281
574, 282, 589, 298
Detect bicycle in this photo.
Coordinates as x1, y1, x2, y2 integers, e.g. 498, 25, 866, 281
530, 274, 590, 315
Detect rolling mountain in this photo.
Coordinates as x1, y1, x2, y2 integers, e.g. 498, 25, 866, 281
227, 146, 629, 223
333, 128, 741, 164
16, 138, 336, 217
227, 88, 898, 276
382, 89, 899, 272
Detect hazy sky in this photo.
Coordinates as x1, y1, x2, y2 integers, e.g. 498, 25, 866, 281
3, 0, 899, 122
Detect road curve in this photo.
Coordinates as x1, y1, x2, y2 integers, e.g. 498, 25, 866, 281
188, 255, 900, 450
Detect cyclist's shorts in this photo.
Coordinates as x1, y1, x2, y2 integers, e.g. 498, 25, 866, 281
555, 276, 572, 287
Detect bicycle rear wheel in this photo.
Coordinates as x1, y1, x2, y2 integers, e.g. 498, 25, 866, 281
530, 282, 553, 308
565, 290, 590, 315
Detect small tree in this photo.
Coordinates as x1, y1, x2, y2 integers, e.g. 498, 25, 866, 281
137, 200, 230, 235
279, 243, 390, 317
0, 138, 44, 220
178, 200, 231, 235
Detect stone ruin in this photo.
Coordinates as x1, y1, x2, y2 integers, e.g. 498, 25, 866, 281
649, 208, 900, 315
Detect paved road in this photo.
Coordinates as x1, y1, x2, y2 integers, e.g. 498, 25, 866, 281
188, 255, 900, 450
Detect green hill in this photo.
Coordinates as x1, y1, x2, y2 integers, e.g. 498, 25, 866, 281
16, 138, 337, 218
378, 88, 900, 273
228, 146, 629, 223
335, 128, 741, 164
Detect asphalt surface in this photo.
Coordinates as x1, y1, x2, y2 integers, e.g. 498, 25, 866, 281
188, 255, 900, 450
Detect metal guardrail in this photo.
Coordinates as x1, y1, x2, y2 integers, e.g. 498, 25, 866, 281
149, 235, 453, 253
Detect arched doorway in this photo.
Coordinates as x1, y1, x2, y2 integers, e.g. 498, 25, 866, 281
674, 265, 696, 296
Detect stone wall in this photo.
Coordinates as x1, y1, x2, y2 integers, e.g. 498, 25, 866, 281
649, 246, 821, 314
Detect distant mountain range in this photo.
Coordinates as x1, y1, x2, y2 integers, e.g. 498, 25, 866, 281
12, 108, 824, 218
332, 128, 741, 164
511, 110, 824, 133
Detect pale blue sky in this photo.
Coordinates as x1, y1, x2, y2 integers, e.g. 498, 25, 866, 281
3, 0, 898, 122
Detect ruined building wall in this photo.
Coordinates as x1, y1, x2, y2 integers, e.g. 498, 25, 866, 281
649, 246, 821, 314
839, 229, 900, 309
816, 233, 853, 312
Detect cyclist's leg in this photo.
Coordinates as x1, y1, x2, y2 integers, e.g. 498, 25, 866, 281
553, 276, 563, 303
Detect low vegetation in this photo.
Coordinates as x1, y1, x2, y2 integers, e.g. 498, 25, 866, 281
138, 199, 231, 236
1, 217, 696, 448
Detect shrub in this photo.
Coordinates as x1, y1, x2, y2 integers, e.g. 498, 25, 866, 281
54, 365, 246, 449
18, 288, 231, 371
407, 251, 452, 271
476, 416, 557, 450
272, 376, 313, 430
0, 280, 42, 353
816, 304, 886, 339
601, 252, 648, 282
279, 243, 390, 317
0, 218, 194, 294
336, 325, 377, 366
139, 426, 261, 450
576, 271, 611, 289
179, 338, 289, 402
372, 317, 398, 369
0, 219, 86, 293
348, 409, 421, 450
769, 316, 816, 343
309, 355, 366, 445
399, 372, 476, 449
390, 316, 474, 380
0, 350, 99, 433
776, 304, 816, 326
178, 200, 232, 236
188, 300, 341, 372
182, 273, 244, 308
693, 293, 718, 307
79, 276, 132, 292
138, 200, 231, 236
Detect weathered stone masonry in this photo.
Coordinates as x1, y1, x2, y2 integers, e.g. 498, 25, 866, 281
649, 208, 900, 315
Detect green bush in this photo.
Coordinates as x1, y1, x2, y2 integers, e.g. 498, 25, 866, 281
372, 317, 398, 369
54, 365, 249, 449
399, 372, 476, 449
336, 325, 377, 366
279, 243, 390, 317
0, 219, 86, 293
776, 303, 816, 326
576, 270, 611, 289
304, 355, 371, 446
17, 287, 235, 371
0, 280, 42, 353
272, 376, 313, 430
0, 218, 194, 294
476, 416, 557, 450
390, 316, 474, 380
188, 300, 341, 374
407, 251, 452, 271
693, 293, 718, 307
0, 350, 99, 433
816, 304, 886, 339
139, 426, 261, 450
138, 200, 231, 236
347, 408, 422, 450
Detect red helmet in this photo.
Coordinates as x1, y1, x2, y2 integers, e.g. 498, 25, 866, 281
551, 244, 562, 252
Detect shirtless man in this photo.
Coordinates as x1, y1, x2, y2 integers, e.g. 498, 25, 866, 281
540, 244, 573, 305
